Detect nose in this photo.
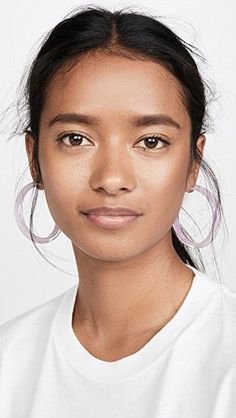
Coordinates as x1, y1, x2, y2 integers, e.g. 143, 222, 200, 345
89, 143, 137, 195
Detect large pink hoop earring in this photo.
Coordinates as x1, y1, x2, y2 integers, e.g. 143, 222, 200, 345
14, 181, 61, 244
173, 184, 221, 248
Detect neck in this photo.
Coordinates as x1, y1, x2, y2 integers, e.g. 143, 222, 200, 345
71, 234, 194, 348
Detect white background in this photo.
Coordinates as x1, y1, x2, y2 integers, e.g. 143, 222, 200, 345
0, 0, 235, 324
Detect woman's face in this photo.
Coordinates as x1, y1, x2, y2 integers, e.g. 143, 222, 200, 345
26, 52, 205, 262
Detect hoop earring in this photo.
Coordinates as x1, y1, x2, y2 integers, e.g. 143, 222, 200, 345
14, 181, 61, 244
173, 184, 221, 248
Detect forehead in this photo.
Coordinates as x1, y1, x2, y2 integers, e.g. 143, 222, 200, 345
42, 52, 190, 129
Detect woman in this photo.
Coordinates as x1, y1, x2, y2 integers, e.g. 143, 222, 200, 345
0, 5, 235, 417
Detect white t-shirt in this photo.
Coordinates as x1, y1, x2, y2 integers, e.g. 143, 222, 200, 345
0, 264, 236, 418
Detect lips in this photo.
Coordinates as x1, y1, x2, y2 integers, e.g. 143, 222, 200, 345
81, 206, 142, 216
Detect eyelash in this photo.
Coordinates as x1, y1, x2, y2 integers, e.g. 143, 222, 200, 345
56, 132, 170, 151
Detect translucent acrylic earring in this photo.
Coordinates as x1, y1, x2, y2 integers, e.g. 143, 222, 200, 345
14, 181, 61, 243
173, 184, 221, 248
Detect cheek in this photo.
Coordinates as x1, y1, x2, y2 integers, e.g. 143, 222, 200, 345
38, 154, 84, 226
39, 143, 84, 193
143, 152, 189, 222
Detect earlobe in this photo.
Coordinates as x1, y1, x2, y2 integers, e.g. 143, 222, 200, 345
186, 162, 200, 193
25, 132, 38, 184
186, 134, 206, 192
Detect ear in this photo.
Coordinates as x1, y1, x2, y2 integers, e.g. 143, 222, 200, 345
25, 132, 42, 188
186, 134, 206, 192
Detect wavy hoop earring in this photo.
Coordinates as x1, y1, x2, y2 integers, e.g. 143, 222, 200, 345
15, 181, 61, 243
173, 184, 221, 248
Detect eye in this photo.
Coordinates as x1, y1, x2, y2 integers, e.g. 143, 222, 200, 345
56, 133, 92, 147
136, 135, 170, 151
56, 132, 170, 151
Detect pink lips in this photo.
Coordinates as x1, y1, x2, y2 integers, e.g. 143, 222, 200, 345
81, 206, 142, 229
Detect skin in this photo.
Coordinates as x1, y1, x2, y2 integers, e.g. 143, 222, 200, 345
25, 51, 205, 361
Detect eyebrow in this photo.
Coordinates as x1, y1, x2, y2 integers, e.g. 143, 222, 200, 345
48, 112, 181, 130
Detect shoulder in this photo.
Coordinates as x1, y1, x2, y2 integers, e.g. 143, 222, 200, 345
205, 272, 236, 322
190, 266, 236, 341
194, 267, 236, 316
0, 285, 77, 353
218, 281, 236, 320
205, 277, 236, 354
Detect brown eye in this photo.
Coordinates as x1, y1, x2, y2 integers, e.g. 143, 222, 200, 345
137, 135, 169, 151
57, 133, 92, 147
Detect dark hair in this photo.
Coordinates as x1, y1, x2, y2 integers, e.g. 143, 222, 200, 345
8, 5, 227, 279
